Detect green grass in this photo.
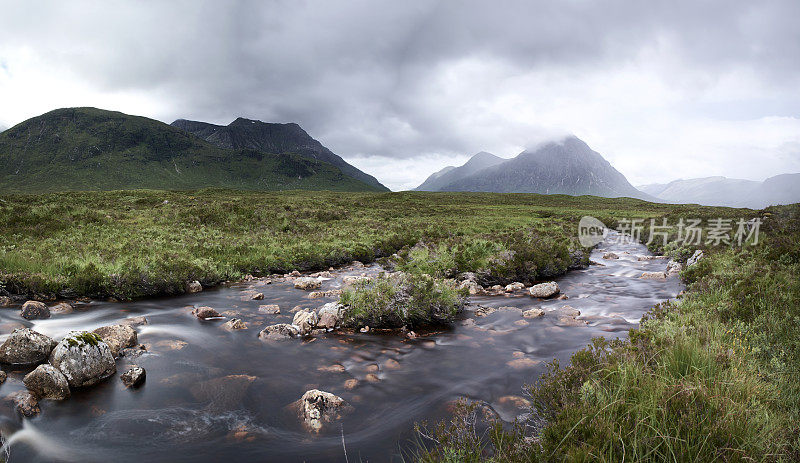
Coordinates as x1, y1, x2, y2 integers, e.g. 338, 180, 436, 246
0, 189, 690, 300
414, 204, 800, 462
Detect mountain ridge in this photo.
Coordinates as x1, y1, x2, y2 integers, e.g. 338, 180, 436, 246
415, 151, 505, 191
416, 136, 651, 200
638, 174, 800, 208
171, 118, 388, 191
0, 107, 381, 193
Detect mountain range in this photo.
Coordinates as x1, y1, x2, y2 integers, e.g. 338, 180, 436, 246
415, 136, 651, 200
415, 151, 504, 191
638, 174, 800, 209
171, 118, 386, 190
0, 107, 386, 193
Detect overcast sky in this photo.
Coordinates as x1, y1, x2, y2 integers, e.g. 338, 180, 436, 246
1, 0, 799, 190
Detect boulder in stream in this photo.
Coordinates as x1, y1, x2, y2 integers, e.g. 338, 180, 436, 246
21, 300, 50, 320
0, 328, 57, 366
297, 389, 353, 433
120, 366, 146, 388
192, 306, 220, 319
49, 302, 73, 315
293, 310, 319, 335
603, 252, 619, 259
258, 304, 281, 314
258, 323, 300, 340
0, 296, 12, 307
522, 308, 544, 318
93, 324, 138, 357
294, 277, 322, 290
222, 318, 248, 331
23, 364, 70, 400
640, 271, 667, 280
529, 282, 559, 298
6, 390, 40, 417
316, 302, 344, 329
49, 331, 117, 387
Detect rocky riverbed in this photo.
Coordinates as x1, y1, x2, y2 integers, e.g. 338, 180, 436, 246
0, 232, 683, 462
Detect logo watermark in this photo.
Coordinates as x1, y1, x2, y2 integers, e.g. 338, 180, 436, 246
578, 216, 608, 247
578, 216, 762, 247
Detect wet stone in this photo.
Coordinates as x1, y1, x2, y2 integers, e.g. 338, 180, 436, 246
121, 366, 146, 388
6, 391, 40, 417
24, 364, 70, 400
192, 306, 220, 319
0, 328, 57, 366
21, 300, 50, 320
258, 304, 281, 315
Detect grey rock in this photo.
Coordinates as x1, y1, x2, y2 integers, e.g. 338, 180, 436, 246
49, 302, 74, 314
192, 306, 220, 319
640, 271, 667, 280
687, 250, 704, 267
294, 277, 322, 290
298, 389, 352, 433
49, 331, 116, 387
21, 300, 50, 320
258, 304, 281, 314
186, 280, 203, 293
221, 318, 247, 331
120, 366, 146, 388
292, 310, 319, 335
0, 328, 57, 365
6, 391, 39, 417
529, 282, 560, 298
666, 259, 683, 275
23, 364, 70, 400
258, 323, 299, 340
93, 324, 138, 357
522, 308, 544, 318
316, 302, 344, 329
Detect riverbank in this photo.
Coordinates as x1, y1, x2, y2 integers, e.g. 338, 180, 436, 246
416, 204, 799, 462
0, 189, 710, 301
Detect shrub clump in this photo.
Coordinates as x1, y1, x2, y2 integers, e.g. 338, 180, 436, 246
340, 273, 468, 329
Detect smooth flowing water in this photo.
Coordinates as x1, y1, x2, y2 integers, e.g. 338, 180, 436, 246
0, 234, 682, 462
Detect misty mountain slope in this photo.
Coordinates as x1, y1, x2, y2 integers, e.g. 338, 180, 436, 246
415, 151, 504, 191
0, 107, 379, 193
439, 136, 650, 199
639, 174, 800, 208
172, 118, 388, 191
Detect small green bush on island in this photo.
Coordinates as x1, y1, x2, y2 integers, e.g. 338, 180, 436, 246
340, 273, 468, 329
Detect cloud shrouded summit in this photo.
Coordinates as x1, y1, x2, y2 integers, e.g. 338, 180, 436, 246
1, 0, 799, 190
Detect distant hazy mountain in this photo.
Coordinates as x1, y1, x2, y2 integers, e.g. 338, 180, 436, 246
172, 118, 387, 191
0, 107, 381, 193
415, 151, 504, 191
638, 174, 800, 208
420, 136, 649, 199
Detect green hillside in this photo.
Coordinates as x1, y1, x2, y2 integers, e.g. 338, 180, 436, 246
0, 107, 381, 193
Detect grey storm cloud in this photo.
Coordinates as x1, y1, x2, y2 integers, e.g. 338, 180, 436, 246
1, 0, 799, 189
